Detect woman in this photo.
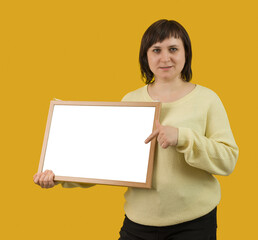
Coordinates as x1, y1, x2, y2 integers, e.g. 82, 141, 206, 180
34, 19, 239, 240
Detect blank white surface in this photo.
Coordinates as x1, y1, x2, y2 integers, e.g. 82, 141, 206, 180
43, 105, 155, 183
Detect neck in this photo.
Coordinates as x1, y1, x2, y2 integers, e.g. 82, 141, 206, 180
149, 77, 187, 94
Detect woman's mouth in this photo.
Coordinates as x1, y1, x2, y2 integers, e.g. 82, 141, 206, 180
160, 66, 172, 69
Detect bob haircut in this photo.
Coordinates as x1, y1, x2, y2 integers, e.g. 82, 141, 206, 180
139, 19, 192, 84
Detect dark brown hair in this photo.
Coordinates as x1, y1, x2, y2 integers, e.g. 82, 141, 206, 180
139, 19, 192, 84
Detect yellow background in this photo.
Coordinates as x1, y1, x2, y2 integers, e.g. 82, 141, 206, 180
1, 0, 257, 239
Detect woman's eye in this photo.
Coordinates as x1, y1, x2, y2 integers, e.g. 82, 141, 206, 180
170, 48, 177, 52
153, 49, 160, 53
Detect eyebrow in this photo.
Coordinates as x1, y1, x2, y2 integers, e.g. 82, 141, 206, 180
152, 45, 179, 48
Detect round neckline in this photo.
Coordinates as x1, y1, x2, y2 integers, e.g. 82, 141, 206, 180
144, 84, 200, 106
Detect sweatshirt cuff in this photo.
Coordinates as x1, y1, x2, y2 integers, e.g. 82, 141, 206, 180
61, 182, 95, 188
176, 127, 192, 152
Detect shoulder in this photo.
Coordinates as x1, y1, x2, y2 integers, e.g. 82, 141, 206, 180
196, 85, 227, 116
121, 85, 147, 102
196, 84, 223, 104
197, 84, 219, 98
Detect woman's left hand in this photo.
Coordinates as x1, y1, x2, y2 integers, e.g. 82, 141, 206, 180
145, 120, 178, 149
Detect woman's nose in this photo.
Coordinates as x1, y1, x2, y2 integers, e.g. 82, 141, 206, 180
160, 51, 170, 62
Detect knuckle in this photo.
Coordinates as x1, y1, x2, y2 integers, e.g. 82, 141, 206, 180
39, 174, 45, 180
43, 179, 49, 184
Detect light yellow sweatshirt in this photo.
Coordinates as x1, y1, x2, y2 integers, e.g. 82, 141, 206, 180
62, 84, 239, 227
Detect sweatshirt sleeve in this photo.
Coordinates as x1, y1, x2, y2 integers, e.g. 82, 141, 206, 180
176, 93, 239, 176
58, 181, 95, 188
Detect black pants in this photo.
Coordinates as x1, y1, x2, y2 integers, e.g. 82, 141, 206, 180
119, 208, 217, 240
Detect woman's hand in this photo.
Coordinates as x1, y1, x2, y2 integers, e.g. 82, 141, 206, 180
145, 120, 178, 149
33, 170, 56, 188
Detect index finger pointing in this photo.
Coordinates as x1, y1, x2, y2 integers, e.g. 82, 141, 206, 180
144, 129, 159, 144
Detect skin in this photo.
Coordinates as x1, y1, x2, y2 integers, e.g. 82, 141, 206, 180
145, 120, 178, 148
144, 36, 189, 148
147, 36, 186, 85
33, 169, 55, 188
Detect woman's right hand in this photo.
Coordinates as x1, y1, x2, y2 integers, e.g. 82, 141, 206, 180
33, 170, 56, 188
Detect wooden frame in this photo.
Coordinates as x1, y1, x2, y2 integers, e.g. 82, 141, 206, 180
38, 100, 161, 188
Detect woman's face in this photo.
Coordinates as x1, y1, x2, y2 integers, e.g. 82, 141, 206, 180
147, 37, 186, 82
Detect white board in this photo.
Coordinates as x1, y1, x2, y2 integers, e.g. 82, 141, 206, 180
38, 101, 160, 188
